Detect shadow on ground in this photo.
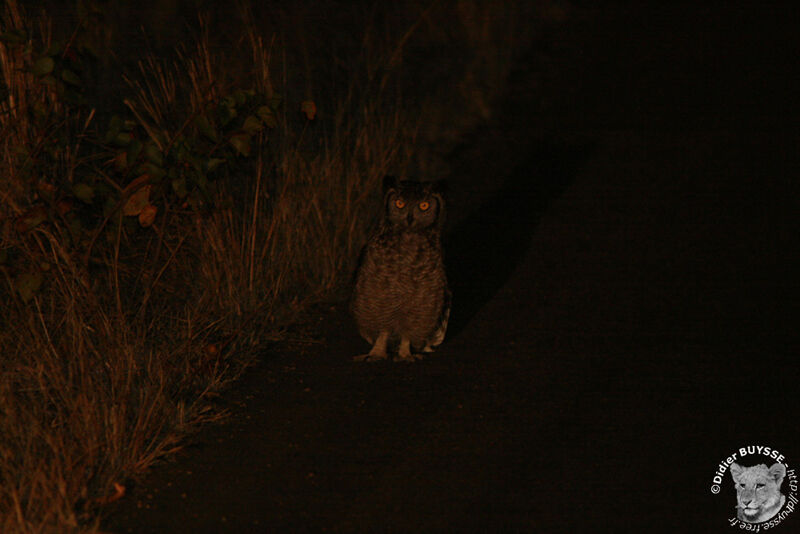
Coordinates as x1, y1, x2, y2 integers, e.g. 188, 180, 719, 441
444, 140, 594, 336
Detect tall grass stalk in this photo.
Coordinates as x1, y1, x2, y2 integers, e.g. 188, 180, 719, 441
0, 0, 541, 530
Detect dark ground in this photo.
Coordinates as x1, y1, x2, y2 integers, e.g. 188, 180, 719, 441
105, 3, 800, 532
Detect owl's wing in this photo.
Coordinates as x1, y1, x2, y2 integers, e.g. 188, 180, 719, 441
427, 287, 451, 350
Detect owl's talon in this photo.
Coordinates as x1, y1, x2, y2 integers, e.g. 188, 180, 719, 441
393, 337, 423, 362
393, 352, 424, 362
353, 352, 387, 362
353, 331, 389, 362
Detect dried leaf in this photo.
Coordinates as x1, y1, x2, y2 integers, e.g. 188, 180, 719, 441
36, 181, 58, 197
123, 185, 151, 216
56, 199, 73, 216
95, 482, 126, 505
15, 205, 48, 233
123, 174, 151, 195
138, 204, 158, 227
113, 151, 127, 171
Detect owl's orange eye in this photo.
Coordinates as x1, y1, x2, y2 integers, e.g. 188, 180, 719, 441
394, 198, 406, 209
418, 201, 430, 211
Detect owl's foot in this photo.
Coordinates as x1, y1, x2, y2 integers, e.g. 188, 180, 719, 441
393, 337, 423, 362
353, 331, 389, 362
393, 352, 424, 362
353, 351, 388, 362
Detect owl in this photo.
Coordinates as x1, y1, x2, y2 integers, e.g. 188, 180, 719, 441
351, 176, 451, 362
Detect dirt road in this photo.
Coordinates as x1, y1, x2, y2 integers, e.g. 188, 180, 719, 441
105, 4, 800, 532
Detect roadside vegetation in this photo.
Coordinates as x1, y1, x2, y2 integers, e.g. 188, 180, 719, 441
0, 0, 551, 530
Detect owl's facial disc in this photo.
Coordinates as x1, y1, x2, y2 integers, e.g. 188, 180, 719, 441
385, 185, 441, 231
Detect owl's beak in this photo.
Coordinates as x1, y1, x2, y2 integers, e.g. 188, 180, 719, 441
407, 213, 413, 226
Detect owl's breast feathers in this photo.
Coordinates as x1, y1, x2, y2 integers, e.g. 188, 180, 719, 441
368, 229, 444, 280
352, 227, 448, 347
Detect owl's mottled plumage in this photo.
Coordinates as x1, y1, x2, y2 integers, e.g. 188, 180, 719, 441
351, 176, 450, 362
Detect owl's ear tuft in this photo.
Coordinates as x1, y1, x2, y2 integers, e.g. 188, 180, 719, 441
431, 179, 447, 196
383, 176, 399, 213
383, 175, 399, 194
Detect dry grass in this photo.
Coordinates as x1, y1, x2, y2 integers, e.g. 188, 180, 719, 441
0, 0, 546, 531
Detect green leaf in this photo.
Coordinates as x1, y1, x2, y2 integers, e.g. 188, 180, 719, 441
205, 158, 226, 173
73, 183, 95, 203
268, 93, 282, 110
221, 95, 236, 108
105, 115, 122, 144
141, 162, 166, 181
127, 138, 143, 164
171, 177, 188, 198
229, 134, 251, 157
33, 56, 55, 77
218, 104, 237, 126
242, 115, 263, 134
113, 132, 132, 147
143, 142, 163, 166
61, 69, 81, 86
195, 115, 218, 142
257, 106, 278, 128
16, 272, 43, 303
